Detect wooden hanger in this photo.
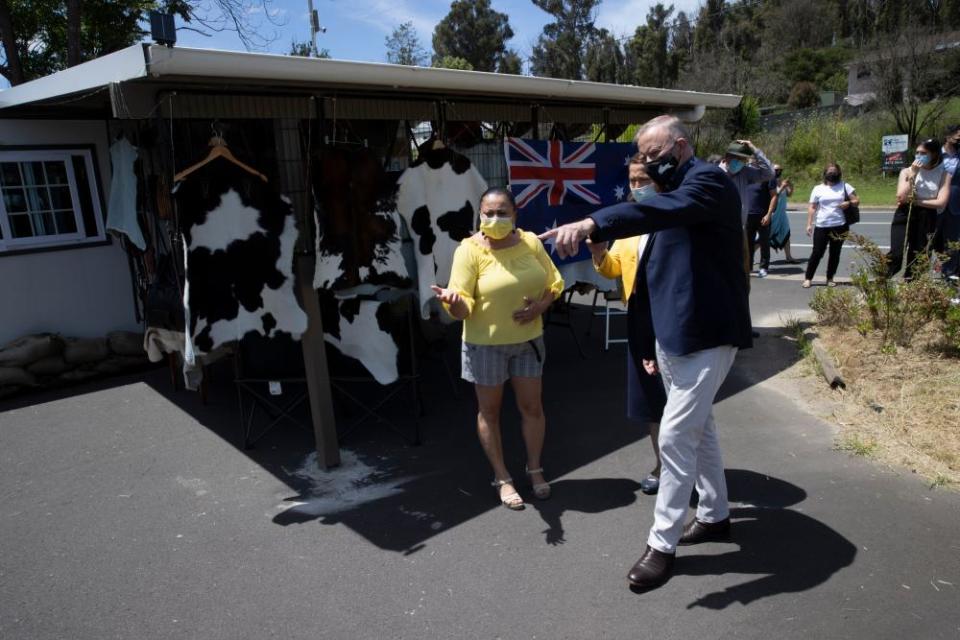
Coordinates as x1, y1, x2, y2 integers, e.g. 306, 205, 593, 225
174, 125, 268, 183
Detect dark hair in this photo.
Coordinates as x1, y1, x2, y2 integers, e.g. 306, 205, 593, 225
944, 124, 960, 137
918, 138, 942, 166
479, 186, 517, 210
822, 162, 842, 184
628, 152, 645, 166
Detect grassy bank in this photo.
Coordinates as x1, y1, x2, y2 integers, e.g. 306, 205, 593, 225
789, 173, 899, 208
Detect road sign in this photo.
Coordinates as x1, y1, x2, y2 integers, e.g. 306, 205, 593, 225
882, 134, 909, 171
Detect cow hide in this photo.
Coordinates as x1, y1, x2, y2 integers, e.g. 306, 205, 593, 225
312, 148, 411, 296
396, 147, 487, 318
317, 289, 406, 385
175, 160, 307, 361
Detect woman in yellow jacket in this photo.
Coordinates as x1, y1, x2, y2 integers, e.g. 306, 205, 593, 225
588, 155, 666, 495
432, 187, 564, 510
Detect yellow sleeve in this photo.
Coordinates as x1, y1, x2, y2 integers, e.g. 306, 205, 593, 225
595, 243, 624, 280
528, 233, 565, 298
443, 241, 477, 317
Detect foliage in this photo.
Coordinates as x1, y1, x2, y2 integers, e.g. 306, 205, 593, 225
726, 95, 761, 137
433, 55, 474, 71
846, 233, 953, 348
584, 28, 625, 84
385, 21, 426, 66
431, 0, 515, 72
529, 0, 600, 80
0, 0, 286, 85
780, 47, 853, 89
288, 40, 329, 58
623, 3, 679, 88
788, 81, 821, 110
864, 18, 960, 145
497, 50, 523, 74
810, 286, 861, 327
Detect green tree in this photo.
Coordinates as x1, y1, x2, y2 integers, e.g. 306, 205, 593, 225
529, 0, 600, 80
0, 0, 286, 86
385, 21, 427, 66
584, 28, 624, 83
788, 81, 821, 109
431, 0, 515, 72
289, 39, 329, 58
692, 0, 725, 52
624, 2, 675, 88
498, 49, 523, 74
433, 54, 474, 70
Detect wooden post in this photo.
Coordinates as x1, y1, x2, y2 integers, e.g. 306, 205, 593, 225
297, 254, 340, 468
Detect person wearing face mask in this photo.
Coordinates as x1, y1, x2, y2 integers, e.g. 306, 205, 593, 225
802, 163, 859, 288
431, 188, 564, 511
935, 127, 959, 279
720, 140, 775, 230
541, 115, 752, 590
587, 155, 666, 496
888, 139, 952, 279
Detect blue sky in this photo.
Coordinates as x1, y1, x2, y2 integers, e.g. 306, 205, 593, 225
176, 0, 704, 69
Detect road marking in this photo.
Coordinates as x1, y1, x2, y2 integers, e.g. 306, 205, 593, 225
791, 243, 890, 249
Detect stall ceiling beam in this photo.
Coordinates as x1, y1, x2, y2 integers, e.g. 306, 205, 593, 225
322, 97, 434, 121
159, 93, 314, 119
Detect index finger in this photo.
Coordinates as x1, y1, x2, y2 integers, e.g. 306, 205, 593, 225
538, 228, 559, 241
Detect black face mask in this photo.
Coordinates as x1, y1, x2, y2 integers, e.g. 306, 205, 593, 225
825, 171, 840, 183
645, 151, 680, 190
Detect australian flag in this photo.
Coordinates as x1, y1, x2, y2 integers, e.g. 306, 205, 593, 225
504, 138, 636, 267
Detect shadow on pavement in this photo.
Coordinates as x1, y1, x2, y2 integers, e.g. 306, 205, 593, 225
676, 469, 858, 609
0, 305, 808, 555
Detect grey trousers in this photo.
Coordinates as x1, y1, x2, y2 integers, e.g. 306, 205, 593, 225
648, 342, 738, 554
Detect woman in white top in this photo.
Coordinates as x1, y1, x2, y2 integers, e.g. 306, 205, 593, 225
887, 139, 952, 278
803, 163, 859, 288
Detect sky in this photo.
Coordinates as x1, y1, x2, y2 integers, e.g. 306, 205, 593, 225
175, 0, 706, 67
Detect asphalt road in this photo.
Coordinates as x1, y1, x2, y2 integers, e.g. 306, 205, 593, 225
760, 208, 894, 281
2, 275, 959, 639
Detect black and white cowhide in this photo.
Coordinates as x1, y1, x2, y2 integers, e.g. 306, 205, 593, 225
175, 160, 307, 361
396, 147, 487, 318
312, 148, 411, 296
317, 289, 407, 385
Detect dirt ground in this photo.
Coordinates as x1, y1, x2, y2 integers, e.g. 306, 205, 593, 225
801, 326, 960, 490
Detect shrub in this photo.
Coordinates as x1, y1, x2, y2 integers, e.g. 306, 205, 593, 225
847, 233, 953, 348
810, 286, 861, 326
788, 81, 820, 110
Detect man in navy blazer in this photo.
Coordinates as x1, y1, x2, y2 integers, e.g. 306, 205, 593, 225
541, 115, 752, 590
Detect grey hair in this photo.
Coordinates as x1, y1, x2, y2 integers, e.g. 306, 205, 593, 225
634, 115, 691, 146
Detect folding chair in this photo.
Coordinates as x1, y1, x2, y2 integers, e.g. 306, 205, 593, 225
233, 335, 309, 449
587, 282, 629, 351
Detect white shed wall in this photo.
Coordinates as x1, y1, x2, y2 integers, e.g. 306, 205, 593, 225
0, 119, 138, 345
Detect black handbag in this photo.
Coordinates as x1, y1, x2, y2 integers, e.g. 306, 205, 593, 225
843, 185, 860, 225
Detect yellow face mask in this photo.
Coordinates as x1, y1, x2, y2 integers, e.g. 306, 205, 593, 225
480, 215, 514, 240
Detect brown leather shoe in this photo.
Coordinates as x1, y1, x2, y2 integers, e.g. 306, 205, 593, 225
678, 517, 731, 546
627, 545, 675, 589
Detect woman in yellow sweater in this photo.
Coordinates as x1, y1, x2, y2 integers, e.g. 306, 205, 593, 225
431, 187, 564, 510
588, 156, 666, 495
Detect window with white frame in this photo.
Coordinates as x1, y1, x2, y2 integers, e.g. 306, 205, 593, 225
0, 148, 106, 253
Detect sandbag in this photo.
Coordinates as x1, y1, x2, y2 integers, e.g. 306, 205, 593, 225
94, 355, 148, 375
107, 331, 145, 357
63, 337, 110, 365
0, 333, 64, 367
26, 355, 72, 376
58, 368, 100, 383
0, 385, 23, 399
0, 366, 37, 387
